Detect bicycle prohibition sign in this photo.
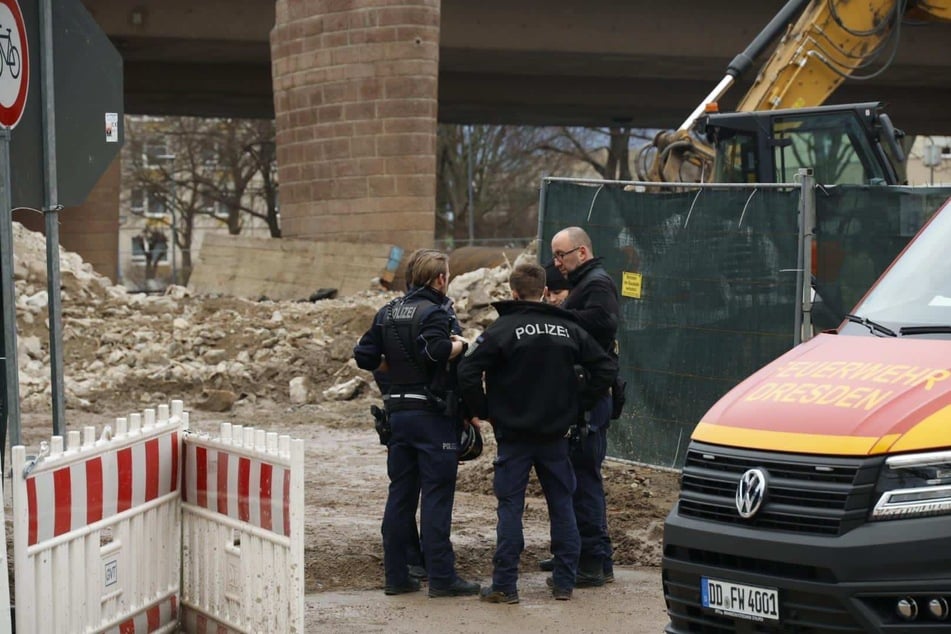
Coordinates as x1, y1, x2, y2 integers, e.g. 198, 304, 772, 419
0, 0, 27, 129
0, 21, 20, 79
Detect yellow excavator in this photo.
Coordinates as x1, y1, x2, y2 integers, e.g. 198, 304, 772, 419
637, 0, 951, 185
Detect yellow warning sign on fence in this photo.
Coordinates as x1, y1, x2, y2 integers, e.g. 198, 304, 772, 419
621, 272, 642, 299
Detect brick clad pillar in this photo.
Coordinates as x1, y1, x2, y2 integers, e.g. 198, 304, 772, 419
271, 0, 439, 250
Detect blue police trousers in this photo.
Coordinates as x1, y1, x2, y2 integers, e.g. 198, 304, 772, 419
493, 436, 579, 592
382, 410, 460, 588
570, 395, 613, 569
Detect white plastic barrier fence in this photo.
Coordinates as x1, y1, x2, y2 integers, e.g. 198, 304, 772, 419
180, 421, 305, 634
0, 468, 12, 634
11, 402, 183, 634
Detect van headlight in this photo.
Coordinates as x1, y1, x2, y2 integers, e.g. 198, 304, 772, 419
872, 450, 951, 520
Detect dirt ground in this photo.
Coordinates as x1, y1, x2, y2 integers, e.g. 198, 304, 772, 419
14, 396, 679, 632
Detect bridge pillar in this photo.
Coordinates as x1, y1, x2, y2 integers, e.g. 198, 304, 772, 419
271, 0, 439, 250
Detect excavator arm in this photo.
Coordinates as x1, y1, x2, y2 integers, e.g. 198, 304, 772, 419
638, 0, 951, 184
740, 0, 951, 112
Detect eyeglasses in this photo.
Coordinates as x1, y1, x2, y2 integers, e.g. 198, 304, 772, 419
552, 246, 581, 261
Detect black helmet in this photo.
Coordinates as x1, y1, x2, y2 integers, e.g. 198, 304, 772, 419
458, 422, 483, 462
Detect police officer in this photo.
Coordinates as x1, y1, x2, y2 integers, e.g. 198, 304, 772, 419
372, 248, 466, 584
544, 259, 571, 306
549, 226, 621, 587
458, 262, 617, 603
354, 249, 480, 598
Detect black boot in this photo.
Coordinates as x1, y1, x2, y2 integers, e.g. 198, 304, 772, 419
429, 577, 480, 597
575, 556, 605, 588
538, 557, 554, 572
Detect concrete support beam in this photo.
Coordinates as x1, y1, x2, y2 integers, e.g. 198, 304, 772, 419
271, 0, 440, 250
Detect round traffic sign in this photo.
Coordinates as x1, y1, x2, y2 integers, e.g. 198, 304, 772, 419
0, 0, 28, 128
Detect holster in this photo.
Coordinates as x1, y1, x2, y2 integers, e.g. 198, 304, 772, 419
569, 411, 591, 447
371, 405, 391, 445
424, 387, 462, 419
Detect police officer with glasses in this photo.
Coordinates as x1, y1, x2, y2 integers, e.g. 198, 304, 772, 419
547, 226, 621, 587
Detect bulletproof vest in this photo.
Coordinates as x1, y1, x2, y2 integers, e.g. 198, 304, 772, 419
382, 295, 439, 387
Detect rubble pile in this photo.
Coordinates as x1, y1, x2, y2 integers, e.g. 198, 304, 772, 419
9, 223, 528, 413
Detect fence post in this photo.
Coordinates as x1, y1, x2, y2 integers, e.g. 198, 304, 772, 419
536, 178, 549, 255
794, 168, 816, 345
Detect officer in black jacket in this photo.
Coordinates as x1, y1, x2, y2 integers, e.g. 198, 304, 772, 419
550, 226, 621, 587
458, 262, 617, 603
354, 249, 480, 598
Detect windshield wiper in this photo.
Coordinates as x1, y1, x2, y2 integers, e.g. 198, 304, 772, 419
898, 325, 951, 336
844, 313, 897, 337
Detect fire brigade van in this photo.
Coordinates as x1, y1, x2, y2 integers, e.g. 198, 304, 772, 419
662, 196, 951, 633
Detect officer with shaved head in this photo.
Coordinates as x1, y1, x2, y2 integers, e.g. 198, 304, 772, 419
546, 226, 621, 587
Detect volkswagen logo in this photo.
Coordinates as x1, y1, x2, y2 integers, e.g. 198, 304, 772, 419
735, 468, 768, 518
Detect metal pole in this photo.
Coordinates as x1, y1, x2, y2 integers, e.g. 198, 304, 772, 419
929, 136, 936, 186
0, 128, 22, 448
40, 0, 65, 436
793, 168, 815, 345
466, 125, 475, 246
170, 202, 177, 286
800, 169, 816, 343
536, 177, 548, 260
677, 75, 735, 132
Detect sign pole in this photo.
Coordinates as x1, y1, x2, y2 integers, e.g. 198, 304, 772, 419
39, 0, 64, 435
0, 0, 31, 454
0, 127, 21, 449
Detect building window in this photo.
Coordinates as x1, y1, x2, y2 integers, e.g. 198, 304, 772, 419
146, 195, 167, 218
131, 235, 147, 262
131, 231, 169, 265
201, 143, 220, 167
144, 141, 174, 167
130, 188, 145, 213
131, 187, 168, 218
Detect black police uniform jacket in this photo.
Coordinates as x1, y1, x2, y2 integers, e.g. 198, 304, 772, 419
457, 300, 618, 442
563, 257, 620, 355
353, 286, 456, 412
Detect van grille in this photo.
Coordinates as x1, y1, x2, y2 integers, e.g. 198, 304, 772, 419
678, 442, 882, 536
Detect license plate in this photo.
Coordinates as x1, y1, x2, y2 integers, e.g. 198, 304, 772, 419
701, 577, 779, 623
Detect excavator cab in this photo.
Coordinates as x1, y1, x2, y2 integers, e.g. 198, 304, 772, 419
698, 102, 905, 185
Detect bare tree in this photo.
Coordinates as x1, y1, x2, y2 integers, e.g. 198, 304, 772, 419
126, 116, 280, 285
190, 118, 280, 238
437, 125, 575, 245
436, 124, 659, 247
540, 127, 656, 181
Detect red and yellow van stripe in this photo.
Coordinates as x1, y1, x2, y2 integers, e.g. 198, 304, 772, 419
694, 404, 951, 455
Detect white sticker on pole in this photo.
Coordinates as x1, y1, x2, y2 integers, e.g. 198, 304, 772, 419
105, 112, 118, 142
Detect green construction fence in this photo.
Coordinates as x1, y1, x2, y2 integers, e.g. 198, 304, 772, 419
538, 178, 951, 468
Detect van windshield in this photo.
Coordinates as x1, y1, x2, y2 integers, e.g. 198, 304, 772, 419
845, 198, 951, 335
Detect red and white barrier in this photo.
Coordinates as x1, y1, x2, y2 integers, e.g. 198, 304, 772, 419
12, 402, 183, 634
0, 472, 11, 634
10, 401, 305, 634
103, 595, 178, 634
181, 422, 305, 634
